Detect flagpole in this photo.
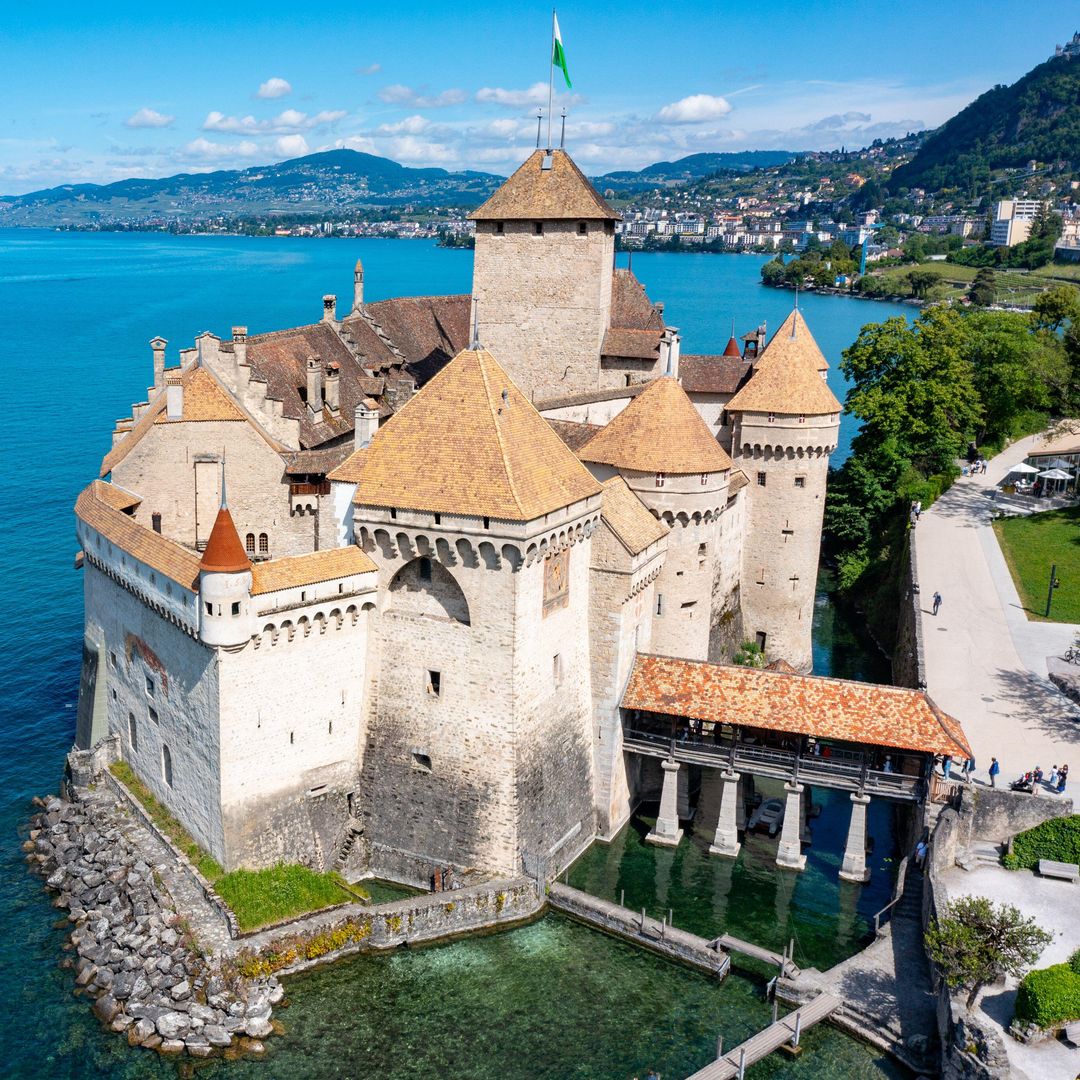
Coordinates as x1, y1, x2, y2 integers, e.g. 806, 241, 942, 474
547, 9, 555, 150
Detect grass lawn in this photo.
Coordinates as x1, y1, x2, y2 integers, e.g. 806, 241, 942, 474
992, 506, 1080, 623
109, 761, 366, 930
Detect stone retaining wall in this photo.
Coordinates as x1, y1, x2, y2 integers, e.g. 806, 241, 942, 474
892, 536, 926, 690
547, 882, 730, 978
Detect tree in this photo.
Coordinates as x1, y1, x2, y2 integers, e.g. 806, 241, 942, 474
1032, 284, 1080, 332
925, 895, 1051, 1008
906, 268, 943, 299
760, 257, 786, 287
969, 267, 996, 307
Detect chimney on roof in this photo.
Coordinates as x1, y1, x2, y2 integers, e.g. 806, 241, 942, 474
306, 356, 324, 418
232, 326, 248, 367
150, 337, 167, 391
353, 259, 364, 312
324, 362, 340, 416
659, 327, 681, 379
166, 372, 184, 421
355, 400, 379, 450
323, 294, 337, 323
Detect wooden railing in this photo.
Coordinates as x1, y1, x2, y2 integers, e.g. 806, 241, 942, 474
289, 481, 331, 496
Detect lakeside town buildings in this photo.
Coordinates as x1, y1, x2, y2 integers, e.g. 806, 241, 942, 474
73, 146, 970, 886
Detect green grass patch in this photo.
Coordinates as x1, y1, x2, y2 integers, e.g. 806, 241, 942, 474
1004, 815, 1080, 871
215, 864, 364, 932
992, 506, 1080, 623
110, 761, 224, 880
1015, 961, 1080, 1028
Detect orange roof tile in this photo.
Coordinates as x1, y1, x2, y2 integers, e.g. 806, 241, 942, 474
153, 367, 246, 424
621, 655, 971, 758
90, 479, 141, 513
723, 336, 742, 358
609, 269, 664, 331
353, 347, 601, 520
600, 477, 668, 555
251, 546, 377, 595
200, 507, 250, 574
579, 377, 733, 474
75, 483, 201, 592
327, 446, 367, 483
725, 310, 841, 417
601, 327, 661, 360
469, 149, 620, 221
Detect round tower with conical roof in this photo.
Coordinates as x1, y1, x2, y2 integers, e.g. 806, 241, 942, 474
198, 467, 254, 648
724, 309, 841, 672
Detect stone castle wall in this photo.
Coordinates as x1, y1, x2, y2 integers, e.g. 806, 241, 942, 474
472, 218, 614, 402
734, 412, 838, 671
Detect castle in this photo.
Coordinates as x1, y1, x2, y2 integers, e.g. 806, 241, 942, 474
73, 148, 842, 882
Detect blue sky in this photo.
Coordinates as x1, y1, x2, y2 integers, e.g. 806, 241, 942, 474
0, 2, 1071, 193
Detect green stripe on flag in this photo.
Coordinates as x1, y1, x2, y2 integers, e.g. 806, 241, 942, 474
552, 21, 572, 88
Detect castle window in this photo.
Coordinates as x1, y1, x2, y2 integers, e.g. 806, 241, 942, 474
145, 675, 155, 698
128, 713, 137, 752
768, 413, 776, 423
151, 512, 162, 534
205, 601, 213, 615
553, 653, 564, 685
495, 221, 504, 234
794, 476, 806, 488
290, 732, 294, 744
162, 744, 173, 787
258, 533, 269, 554
148, 706, 158, 724
419, 557, 432, 581
425, 670, 442, 698
782, 528, 794, 539
798, 414, 806, 424
755, 631, 767, 652
535, 222, 544, 236
483, 516, 490, 530
434, 512, 441, 525
245, 533, 256, 555
231, 601, 241, 616
720, 410, 729, 427
655, 471, 665, 488
700, 473, 708, 485
109, 651, 117, 669
389, 508, 397, 520
656, 594, 664, 617
412, 751, 433, 773
757, 472, 766, 487
578, 222, 587, 235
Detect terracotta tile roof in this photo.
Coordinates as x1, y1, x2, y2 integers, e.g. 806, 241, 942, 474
200, 507, 250, 574
282, 444, 355, 476
610, 269, 664, 331
75, 482, 201, 592
546, 419, 602, 452
153, 367, 245, 424
601, 328, 662, 360
245, 321, 364, 448
251, 546, 376, 595
469, 149, 620, 221
579, 377, 733, 474
723, 335, 742, 358
725, 311, 841, 417
361, 294, 471, 385
91, 479, 141, 513
765, 659, 799, 674
327, 447, 367, 483
728, 469, 749, 494
601, 477, 668, 555
622, 654, 972, 758
679, 355, 750, 395
353, 347, 601, 520
534, 384, 647, 412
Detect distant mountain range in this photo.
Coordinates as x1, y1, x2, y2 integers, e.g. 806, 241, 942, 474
0, 148, 801, 227
891, 55, 1080, 191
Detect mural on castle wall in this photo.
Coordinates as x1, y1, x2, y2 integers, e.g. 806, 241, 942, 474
543, 549, 570, 617
124, 632, 170, 696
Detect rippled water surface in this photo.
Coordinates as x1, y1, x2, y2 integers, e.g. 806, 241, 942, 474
0, 231, 911, 1077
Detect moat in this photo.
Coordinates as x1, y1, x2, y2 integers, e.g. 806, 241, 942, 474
3, 231, 910, 1077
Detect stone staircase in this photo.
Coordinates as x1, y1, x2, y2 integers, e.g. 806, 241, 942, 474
334, 821, 364, 874
956, 840, 1004, 872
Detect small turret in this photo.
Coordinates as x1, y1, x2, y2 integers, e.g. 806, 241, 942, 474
198, 466, 254, 648
353, 259, 364, 312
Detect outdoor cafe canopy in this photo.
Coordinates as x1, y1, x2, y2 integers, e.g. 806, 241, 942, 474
1038, 469, 1072, 481
1008, 463, 1040, 474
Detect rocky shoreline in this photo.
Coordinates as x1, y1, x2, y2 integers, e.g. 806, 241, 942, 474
25, 788, 281, 1060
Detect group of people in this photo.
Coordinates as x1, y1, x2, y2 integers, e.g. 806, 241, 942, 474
961, 459, 987, 477
988, 756, 1069, 793
909, 500, 923, 527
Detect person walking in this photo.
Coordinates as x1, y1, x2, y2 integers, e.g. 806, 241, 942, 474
1057, 764, 1069, 794
989, 757, 1000, 787
1049, 765, 1059, 787
932, 591, 942, 616
915, 839, 928, 869
942, 755, 953, 780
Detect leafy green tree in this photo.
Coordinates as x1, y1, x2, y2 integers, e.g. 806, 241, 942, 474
876, 225, 900, 248
902, 234, 927, 263
1032, 284, 1080, 332
926, 895, 1051, 1008
969, 267, 996, 307
906, 268, 943, 299
760, 257, 786, 287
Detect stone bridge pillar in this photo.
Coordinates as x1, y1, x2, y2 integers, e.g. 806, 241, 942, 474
646, 759, 684, 847
839, 792, 871, 883
708, 770, 742, 858
775, 781, 807, 871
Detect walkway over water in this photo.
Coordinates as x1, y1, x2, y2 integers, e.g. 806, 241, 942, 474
685, 992, 842, 1079
710, 934, 800, 978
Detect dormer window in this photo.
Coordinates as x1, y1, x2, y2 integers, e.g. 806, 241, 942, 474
655, 471, 665, 488
495, 222, 504, 234
578, 222, 587, 235
768, 413, 776, 423
535, 222, 544, 236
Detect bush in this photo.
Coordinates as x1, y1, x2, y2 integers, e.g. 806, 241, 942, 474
1015, 963, 1080, 1028
1070, 948, 1080, 976
1008, 816, 1080, 871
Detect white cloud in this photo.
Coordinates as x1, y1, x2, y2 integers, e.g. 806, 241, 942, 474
378, 84, 466, 108
125, 108, 174, 129
257, 77, 292, 100
657, 94, 732, 124
356, 63, 381, 76
202, 109, 346, 135
274, 134, 310, 158
179, 137, 261, 161
376, 115, 432, 135
475, 82, 553, 107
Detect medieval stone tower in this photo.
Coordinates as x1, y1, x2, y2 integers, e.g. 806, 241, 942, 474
469, 149, 619, 403
726, 310, 841, 672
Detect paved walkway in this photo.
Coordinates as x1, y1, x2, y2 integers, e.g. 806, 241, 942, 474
913, 434, 1080, 787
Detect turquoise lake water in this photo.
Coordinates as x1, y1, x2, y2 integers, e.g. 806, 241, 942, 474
0, 231, 911, 1077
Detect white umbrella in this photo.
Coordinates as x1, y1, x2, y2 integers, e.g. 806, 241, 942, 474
1007, 462, 1040, 474
1048, 459, 1075, 472
1037, 469, 1071, 480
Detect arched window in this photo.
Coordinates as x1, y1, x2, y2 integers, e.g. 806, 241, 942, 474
245, 533, 256, 555
128, 712, 137, 752
258, 533, 269, 555
162, 744, 173, 787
